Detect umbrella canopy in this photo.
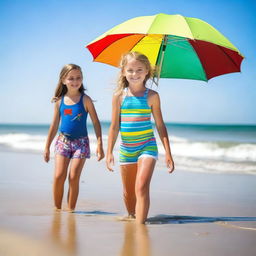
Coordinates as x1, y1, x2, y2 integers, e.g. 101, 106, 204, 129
86, 13, 244, 82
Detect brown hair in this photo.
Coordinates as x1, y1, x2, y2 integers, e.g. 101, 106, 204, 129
115, 52, 157, 96
51, 64, 85, 102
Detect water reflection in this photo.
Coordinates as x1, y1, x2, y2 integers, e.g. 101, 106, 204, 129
120, 222, 151, 256
50, 212, 77, 256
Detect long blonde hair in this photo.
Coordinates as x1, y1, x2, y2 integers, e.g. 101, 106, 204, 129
51, 64, 85, 102
115, 52, 156, 96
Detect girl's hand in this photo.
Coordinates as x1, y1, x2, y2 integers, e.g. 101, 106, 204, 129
97, 146, 105, 161
106, 153, 114, 172
166, 155, 175, 173
44, 149, 50, 163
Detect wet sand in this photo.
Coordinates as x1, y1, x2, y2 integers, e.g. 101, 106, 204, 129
0, 151, 256, 256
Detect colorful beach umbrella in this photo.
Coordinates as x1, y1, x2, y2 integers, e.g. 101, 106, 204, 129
86, 13, 244, 82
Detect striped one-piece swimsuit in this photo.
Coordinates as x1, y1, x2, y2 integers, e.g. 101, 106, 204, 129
120, 88, 158, 164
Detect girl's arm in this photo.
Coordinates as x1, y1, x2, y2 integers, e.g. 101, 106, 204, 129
106, 94, 121, 172
84, 95, 104, 161
44, 101, 61, 162
150, 91, 175, 173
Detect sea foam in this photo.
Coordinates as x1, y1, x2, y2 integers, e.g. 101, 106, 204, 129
1, 132, 255, 174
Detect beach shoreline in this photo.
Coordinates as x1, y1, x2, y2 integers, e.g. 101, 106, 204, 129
0, 151, 256, 256
1, 122, 256, 175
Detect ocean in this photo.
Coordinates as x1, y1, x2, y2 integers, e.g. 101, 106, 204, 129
0, 122, 255, 175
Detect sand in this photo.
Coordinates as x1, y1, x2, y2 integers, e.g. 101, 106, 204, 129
0, 151, 256, 256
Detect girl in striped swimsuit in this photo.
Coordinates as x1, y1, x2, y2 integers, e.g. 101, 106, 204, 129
106, 52, 174, 224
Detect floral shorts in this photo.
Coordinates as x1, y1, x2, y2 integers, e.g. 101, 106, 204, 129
55, 133, 90, 159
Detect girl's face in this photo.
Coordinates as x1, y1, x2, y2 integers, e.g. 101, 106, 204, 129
63, 69, 82, 91
123, 58, 149, 86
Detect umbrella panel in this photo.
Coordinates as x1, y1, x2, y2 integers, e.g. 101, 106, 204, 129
93, 34, 144, 66
157, 36, 207, 80
132, 34, 163, 67
189, 40, 243, 79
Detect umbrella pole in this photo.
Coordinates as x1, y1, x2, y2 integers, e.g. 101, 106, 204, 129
157, 35, 168, 85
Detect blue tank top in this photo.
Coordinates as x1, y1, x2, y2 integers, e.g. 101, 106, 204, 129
59, 94, 88, 139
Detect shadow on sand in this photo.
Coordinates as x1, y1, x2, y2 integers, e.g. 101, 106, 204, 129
73, 210, 117, 216
146, 215, 256, 225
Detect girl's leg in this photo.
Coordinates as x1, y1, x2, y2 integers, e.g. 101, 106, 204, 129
135, 157, 156, 224
67, 158, 86, 211
53, 155, 70, 209
120, 164, 137, 216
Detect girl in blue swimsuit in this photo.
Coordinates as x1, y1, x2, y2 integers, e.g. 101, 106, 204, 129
44, 64, 104, 212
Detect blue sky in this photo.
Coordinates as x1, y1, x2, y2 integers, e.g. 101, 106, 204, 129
1, 0, 255, 125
